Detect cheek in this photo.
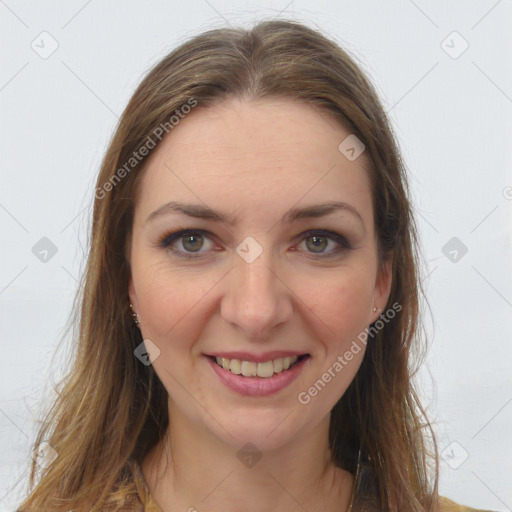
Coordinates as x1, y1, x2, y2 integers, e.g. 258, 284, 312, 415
300, 269, 373, 338
294, 273, 373, 406
133, 263, 216, 349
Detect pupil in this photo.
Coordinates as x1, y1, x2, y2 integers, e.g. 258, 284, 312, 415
308, 235, 326, 252
183, 234, 202, 252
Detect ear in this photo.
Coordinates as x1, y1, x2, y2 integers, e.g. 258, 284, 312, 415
128, 276, 137, 310
370, 255, 393, 323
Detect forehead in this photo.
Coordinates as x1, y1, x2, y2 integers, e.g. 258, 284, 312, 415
135, 97, 373, 227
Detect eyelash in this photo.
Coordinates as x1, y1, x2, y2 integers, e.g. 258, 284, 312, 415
157, 228, 352, 260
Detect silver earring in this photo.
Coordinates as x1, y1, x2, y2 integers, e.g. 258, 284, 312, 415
129, 303, 140, 325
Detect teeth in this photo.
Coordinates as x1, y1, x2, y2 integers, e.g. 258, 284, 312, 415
230, 359, 242, 374
241, 361, 257, 377
257, 361, 274, 378
215, 355, 300, 378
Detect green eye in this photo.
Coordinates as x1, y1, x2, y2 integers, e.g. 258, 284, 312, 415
158, 229, 351, 259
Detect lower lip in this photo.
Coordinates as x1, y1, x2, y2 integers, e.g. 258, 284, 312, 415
205, 356, 309, 397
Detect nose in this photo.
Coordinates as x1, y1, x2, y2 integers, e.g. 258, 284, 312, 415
220, 248, 293, 341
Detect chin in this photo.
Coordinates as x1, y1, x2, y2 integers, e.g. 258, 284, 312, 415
209, 410, 305, 452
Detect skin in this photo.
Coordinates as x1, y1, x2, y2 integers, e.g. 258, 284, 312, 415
128, 97, 392, 512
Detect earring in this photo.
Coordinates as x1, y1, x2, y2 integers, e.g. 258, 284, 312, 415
129, 303, 140, 325
373, 306, 377, 312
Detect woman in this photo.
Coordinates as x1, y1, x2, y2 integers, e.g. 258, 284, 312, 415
17, 19, 496, 512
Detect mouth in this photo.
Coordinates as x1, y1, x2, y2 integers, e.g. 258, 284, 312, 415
205, 352, 311, 397
207, 354, 310, 378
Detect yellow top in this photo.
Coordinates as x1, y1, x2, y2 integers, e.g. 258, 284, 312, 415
436, 497, 497, 512
129, 460, 495, 512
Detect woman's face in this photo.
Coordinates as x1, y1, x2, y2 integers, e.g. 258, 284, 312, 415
128, 97, 392, 452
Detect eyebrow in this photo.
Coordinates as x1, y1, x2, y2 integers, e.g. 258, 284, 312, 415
145, 200, 365, 230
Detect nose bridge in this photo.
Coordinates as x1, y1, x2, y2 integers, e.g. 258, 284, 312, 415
237, 252, 276, 300
221, 238, 292, 339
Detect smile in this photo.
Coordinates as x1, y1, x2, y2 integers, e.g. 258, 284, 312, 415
205, 354, 310, 397
212, 355, 307, 378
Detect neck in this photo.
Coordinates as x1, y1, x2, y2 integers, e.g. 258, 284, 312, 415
141, 400, 355, 512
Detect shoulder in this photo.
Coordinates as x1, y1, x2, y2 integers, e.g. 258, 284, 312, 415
439, 495, 498, 512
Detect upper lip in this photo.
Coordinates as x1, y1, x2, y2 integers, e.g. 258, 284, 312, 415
204, 351, 310, 363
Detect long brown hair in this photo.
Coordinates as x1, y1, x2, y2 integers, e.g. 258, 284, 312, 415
17, 19, 438, 511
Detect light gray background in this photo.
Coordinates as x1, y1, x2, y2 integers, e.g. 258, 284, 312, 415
1, 1, 511, 511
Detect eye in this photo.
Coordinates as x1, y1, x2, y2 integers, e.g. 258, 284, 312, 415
296, 230, 352, 258
158, 229, 216, 259
157, 228, 352, 259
